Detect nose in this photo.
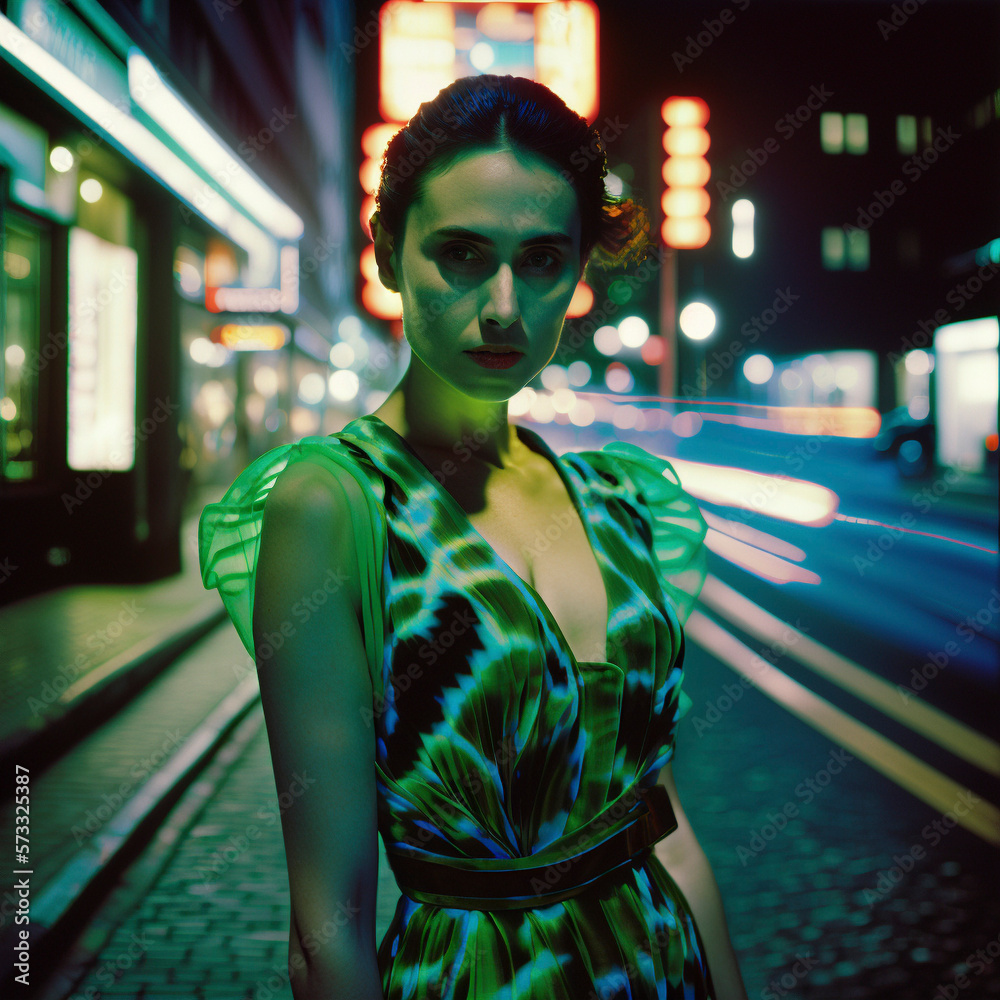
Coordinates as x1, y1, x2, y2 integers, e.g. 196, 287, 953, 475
481, 262, 520, 329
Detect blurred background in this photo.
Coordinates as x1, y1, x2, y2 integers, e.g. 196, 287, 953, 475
0, 1, 997, 997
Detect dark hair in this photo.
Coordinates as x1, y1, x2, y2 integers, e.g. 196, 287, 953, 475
370, 74, 651, 269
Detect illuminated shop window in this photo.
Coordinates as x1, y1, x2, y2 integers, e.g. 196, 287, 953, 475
67, 227, 139, 471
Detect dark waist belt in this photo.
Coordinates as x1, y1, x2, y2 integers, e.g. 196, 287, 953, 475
384, 783, 678, 911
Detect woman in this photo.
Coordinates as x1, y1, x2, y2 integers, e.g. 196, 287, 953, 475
200, 74, 748, 1000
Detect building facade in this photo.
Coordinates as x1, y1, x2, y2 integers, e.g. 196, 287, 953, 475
0, 0, 359, 603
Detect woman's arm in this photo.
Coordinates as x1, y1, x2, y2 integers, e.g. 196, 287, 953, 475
653, 762, 749, 1000
253, 460, 385, 1000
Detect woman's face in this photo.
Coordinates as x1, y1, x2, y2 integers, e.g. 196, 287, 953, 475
387, 147, 583, 401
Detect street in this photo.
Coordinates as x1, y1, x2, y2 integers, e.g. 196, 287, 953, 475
4, 424, 994, 1000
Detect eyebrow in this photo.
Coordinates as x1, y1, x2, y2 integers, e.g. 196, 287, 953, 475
429, 226, 574, 247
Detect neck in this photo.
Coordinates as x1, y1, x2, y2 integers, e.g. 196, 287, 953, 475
376, 354, 527, 470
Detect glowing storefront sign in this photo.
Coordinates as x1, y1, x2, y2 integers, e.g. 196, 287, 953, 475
361, 243, 401, 320
380, 2, 456, 122
378, 1, 598, 123
534, 1, 598, 121
661, 97, 711, 249
363, 1, 599, 321
211, 323, 290, 351
205, 244, 299, 313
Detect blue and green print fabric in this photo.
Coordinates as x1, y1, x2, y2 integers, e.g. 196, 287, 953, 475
200, 413, 712, 999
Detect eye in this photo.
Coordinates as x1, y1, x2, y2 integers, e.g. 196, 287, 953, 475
441, 243, 482, 266
523, 248, 561, 272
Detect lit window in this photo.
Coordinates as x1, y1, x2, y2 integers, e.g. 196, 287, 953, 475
846, 228, 869, 270
820, 113, 844, 154
845, 114, 868, 154
896, 115, 917, 155
822, 227, 845, 269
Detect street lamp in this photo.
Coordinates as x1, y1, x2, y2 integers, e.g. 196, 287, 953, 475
743, 352, 774, 404
678, 301, 717, 396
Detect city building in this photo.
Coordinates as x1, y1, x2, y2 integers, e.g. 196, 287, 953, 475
0, 0, 358, 602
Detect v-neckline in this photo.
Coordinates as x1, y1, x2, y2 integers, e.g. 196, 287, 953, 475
346, 413, 617, 670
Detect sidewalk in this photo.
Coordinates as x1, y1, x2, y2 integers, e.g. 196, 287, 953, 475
0, 506, 226, 777
40, 705, 403, 1000
39, 610, 1000, 1000
0, 497, 241, 990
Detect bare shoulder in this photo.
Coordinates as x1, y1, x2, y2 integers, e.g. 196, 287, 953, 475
257, 454, 373, 622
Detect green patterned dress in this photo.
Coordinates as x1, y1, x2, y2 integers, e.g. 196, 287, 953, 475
200, 413, 712, 999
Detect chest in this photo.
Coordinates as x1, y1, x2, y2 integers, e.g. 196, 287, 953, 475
450, 465, 610, 664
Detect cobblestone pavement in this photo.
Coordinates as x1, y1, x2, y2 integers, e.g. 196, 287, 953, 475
47, 615, 1000, 1000
52, 705, 401, 1000
675, 637, 1000, 1000
0, 623, 253, 948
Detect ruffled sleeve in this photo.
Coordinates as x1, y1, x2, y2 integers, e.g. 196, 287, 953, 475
198, 436, 387, 698
597, 441, 709, 721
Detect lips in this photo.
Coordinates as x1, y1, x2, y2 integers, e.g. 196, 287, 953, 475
464, 348, 524, 370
